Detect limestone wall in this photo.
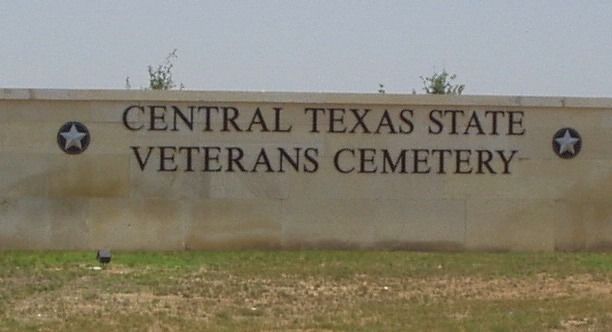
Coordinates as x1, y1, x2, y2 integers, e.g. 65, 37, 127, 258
0, 89, 611, 251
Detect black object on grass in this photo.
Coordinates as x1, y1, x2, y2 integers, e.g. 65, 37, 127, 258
96, 249, 112, 264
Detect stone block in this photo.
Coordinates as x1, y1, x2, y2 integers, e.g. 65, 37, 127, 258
185, 198, 282, 249
1, 90, 612, 251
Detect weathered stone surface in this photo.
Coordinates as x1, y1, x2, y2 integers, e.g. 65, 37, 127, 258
0, 89, 610, 251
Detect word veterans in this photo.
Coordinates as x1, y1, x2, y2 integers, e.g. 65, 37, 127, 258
131, 146, 518, 175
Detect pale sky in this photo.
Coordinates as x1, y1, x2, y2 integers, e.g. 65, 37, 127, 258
1, 1, 611, 96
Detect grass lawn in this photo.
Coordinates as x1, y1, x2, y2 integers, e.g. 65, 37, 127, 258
0, 251, 611, 331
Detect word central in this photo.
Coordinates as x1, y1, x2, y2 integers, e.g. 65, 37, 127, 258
122, 105, 525, 136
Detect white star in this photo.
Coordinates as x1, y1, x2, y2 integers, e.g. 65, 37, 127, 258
555, 129, 580, 155
60, 124, 87, 151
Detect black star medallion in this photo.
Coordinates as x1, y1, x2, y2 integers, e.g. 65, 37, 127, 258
57, 121, 90, 154
552, 127, 581, 159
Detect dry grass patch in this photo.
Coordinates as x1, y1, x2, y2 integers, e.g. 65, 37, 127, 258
0, 251, 611, 331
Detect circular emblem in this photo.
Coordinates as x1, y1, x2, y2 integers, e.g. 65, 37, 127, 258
57, 121, 90, 154
552, 127, 581, 159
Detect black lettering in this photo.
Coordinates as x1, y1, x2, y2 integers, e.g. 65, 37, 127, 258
273, 107, 292, 132
149, 105, 168, 131
251, 148, 274, 173
455, 149, 473, 174
221, 106, 242, 132
476, 150, 495, 174
246, 107, 269, 132
334, 148, 355, 174
303, 148, 319, 173
445, 110, 464, 135
158, 146, 177, 172
227, 147, 246, 172
349, 109, 371, 133
123, 105, 144, 131
198, 106, 219, 132
413, 149, 431, 174
202, 147, 222, 172
431, 149, 452, 174
375, 110, 396, 134
497, 150, 518, 174
484, 110, 505, 135
130, 146, 154, 170
171, 106, 194, 131
359, 148, 377, 173
178, 146, 199, 172
304, 107, 326, 133
428, 110, 443, 134
381, 149, 406, 173
464, 111, 485, 135
508, 111, 526, 135
399, 109, 414, 134
329, 108, 347, 133
278, 147, 300, 172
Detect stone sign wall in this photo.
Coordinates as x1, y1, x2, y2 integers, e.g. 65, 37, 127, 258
1, 89, 611, 251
